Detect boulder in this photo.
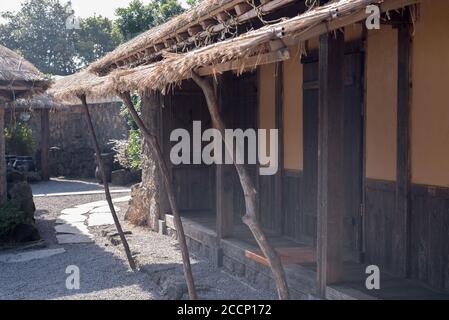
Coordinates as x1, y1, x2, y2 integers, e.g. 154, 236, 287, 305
8, 181, 36, 218
11, 223, 40, 243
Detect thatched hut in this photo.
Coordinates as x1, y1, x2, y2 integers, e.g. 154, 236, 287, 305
52, 0, 449, 300
0, 45, 50, 203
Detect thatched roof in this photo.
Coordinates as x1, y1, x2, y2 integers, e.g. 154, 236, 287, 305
6, 93, 67, 111
54, 0, 418, 100
89, 0, 236, 74
110, 0, 417, 93
47, 70, 118, 103
0, 45, 50, 101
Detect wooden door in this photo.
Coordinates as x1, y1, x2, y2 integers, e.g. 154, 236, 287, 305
302, 44, 364, 258
163, 81, 215, 215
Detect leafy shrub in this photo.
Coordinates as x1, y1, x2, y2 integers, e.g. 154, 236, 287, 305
5, 122, 36, 156
111, 94, 143, 171
0, 201, 30, 240
110, 129, 142, 171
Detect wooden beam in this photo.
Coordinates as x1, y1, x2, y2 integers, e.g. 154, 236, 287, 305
197, 49, 290, 77
40, 109, 50, 181
154, 43, 165, 51
216, 11, 229, 23
0, 104, 6, 205
274, 61, 284, 235
396, 21, 412, 278
234, 3, 252, 16
316, 31, 345, 298
188, 25, 204, 37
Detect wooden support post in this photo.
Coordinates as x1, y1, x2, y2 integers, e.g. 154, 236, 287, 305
274, 62, 284, 235
40, 109, 50, 181
192, 72, 290, 300
78, 95, 136, 271
118, 91, 198, 300
216, 75, 234, 240
316, 31, 345, 298
0, 104, 6, 205
397, 22, 412, 278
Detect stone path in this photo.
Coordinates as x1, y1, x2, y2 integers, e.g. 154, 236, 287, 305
0, 248, 66, 264
55, 196, 131, 245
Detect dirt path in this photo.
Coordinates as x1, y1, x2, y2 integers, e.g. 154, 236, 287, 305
0, 180, 274, 300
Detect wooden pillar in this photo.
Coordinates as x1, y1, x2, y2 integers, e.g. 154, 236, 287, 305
273, 62, 284, 235
316, 31, 345, 298
40, 108, 50, 181
0, 103, 6, 204
216, 74, 234, 240
396, 22, 412, 278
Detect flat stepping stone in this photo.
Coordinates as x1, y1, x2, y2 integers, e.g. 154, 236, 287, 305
61, 207, 90, 215
76, 200, 108, 210
89, 205, 121, 214
0, 248, 66, 263
56, 214, 87, 224
87, 212, 115, 227
112, 196, 131, 203
57, 234, 94, 244
55, 223, 90, 236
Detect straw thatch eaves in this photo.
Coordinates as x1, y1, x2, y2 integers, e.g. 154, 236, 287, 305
89, 0, 301, 75
47, 70, 119, 103
0, 45, 50, 102
5, 93, 68, 111
54, 0, 418, 100
110, 0, 419, 93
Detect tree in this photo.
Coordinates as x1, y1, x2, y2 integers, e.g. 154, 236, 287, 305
0, 0, 77, 75
113, 0, 184, 41
186, 0, 202, 8
75, 16, 120, 66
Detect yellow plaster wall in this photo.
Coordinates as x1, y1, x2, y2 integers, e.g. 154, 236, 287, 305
411, 0, 449, 187
365, 26, 398, 181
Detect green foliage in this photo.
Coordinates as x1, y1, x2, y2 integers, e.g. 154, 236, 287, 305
74, 16, 120, 66
119, 94, 142, 130
186, 0, 202, 8
113, 94, 143, 171
114, 0, 184, 41
110, 129, 142, 171
127, 129, 143, 170
0, 0, 77, 75
0, 202, 29, 240
5, 122, 36, 156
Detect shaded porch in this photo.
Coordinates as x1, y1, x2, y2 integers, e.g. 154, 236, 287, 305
165, 213, 449, 300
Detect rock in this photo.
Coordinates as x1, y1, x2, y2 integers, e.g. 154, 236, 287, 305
8, 181, 36, 218
87, 212, 115, 226
56, 234, 94, 244
0, 248, 66, 263
55, 223, 90, 236
111, 169, 131, 186
6, 169, 26, 183
11, 223, 40, 243
125, 183, 159, 230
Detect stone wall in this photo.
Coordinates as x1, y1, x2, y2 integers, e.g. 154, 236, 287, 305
4, 101, 129, 178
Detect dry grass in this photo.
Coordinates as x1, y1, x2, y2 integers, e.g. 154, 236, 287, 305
89, 0, 236, 74
52, 0, 417, 100
0, 45, 47, 83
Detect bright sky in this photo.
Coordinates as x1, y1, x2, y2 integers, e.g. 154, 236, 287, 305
1, 0, 188, 21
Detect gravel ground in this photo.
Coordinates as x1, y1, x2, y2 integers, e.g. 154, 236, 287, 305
0, 181, 275, 300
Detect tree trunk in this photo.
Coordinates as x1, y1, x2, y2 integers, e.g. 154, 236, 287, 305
118, 91, 198, 301
192, 72, 290, 300
0, 104, 6, 205
79, 95, 136, 271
